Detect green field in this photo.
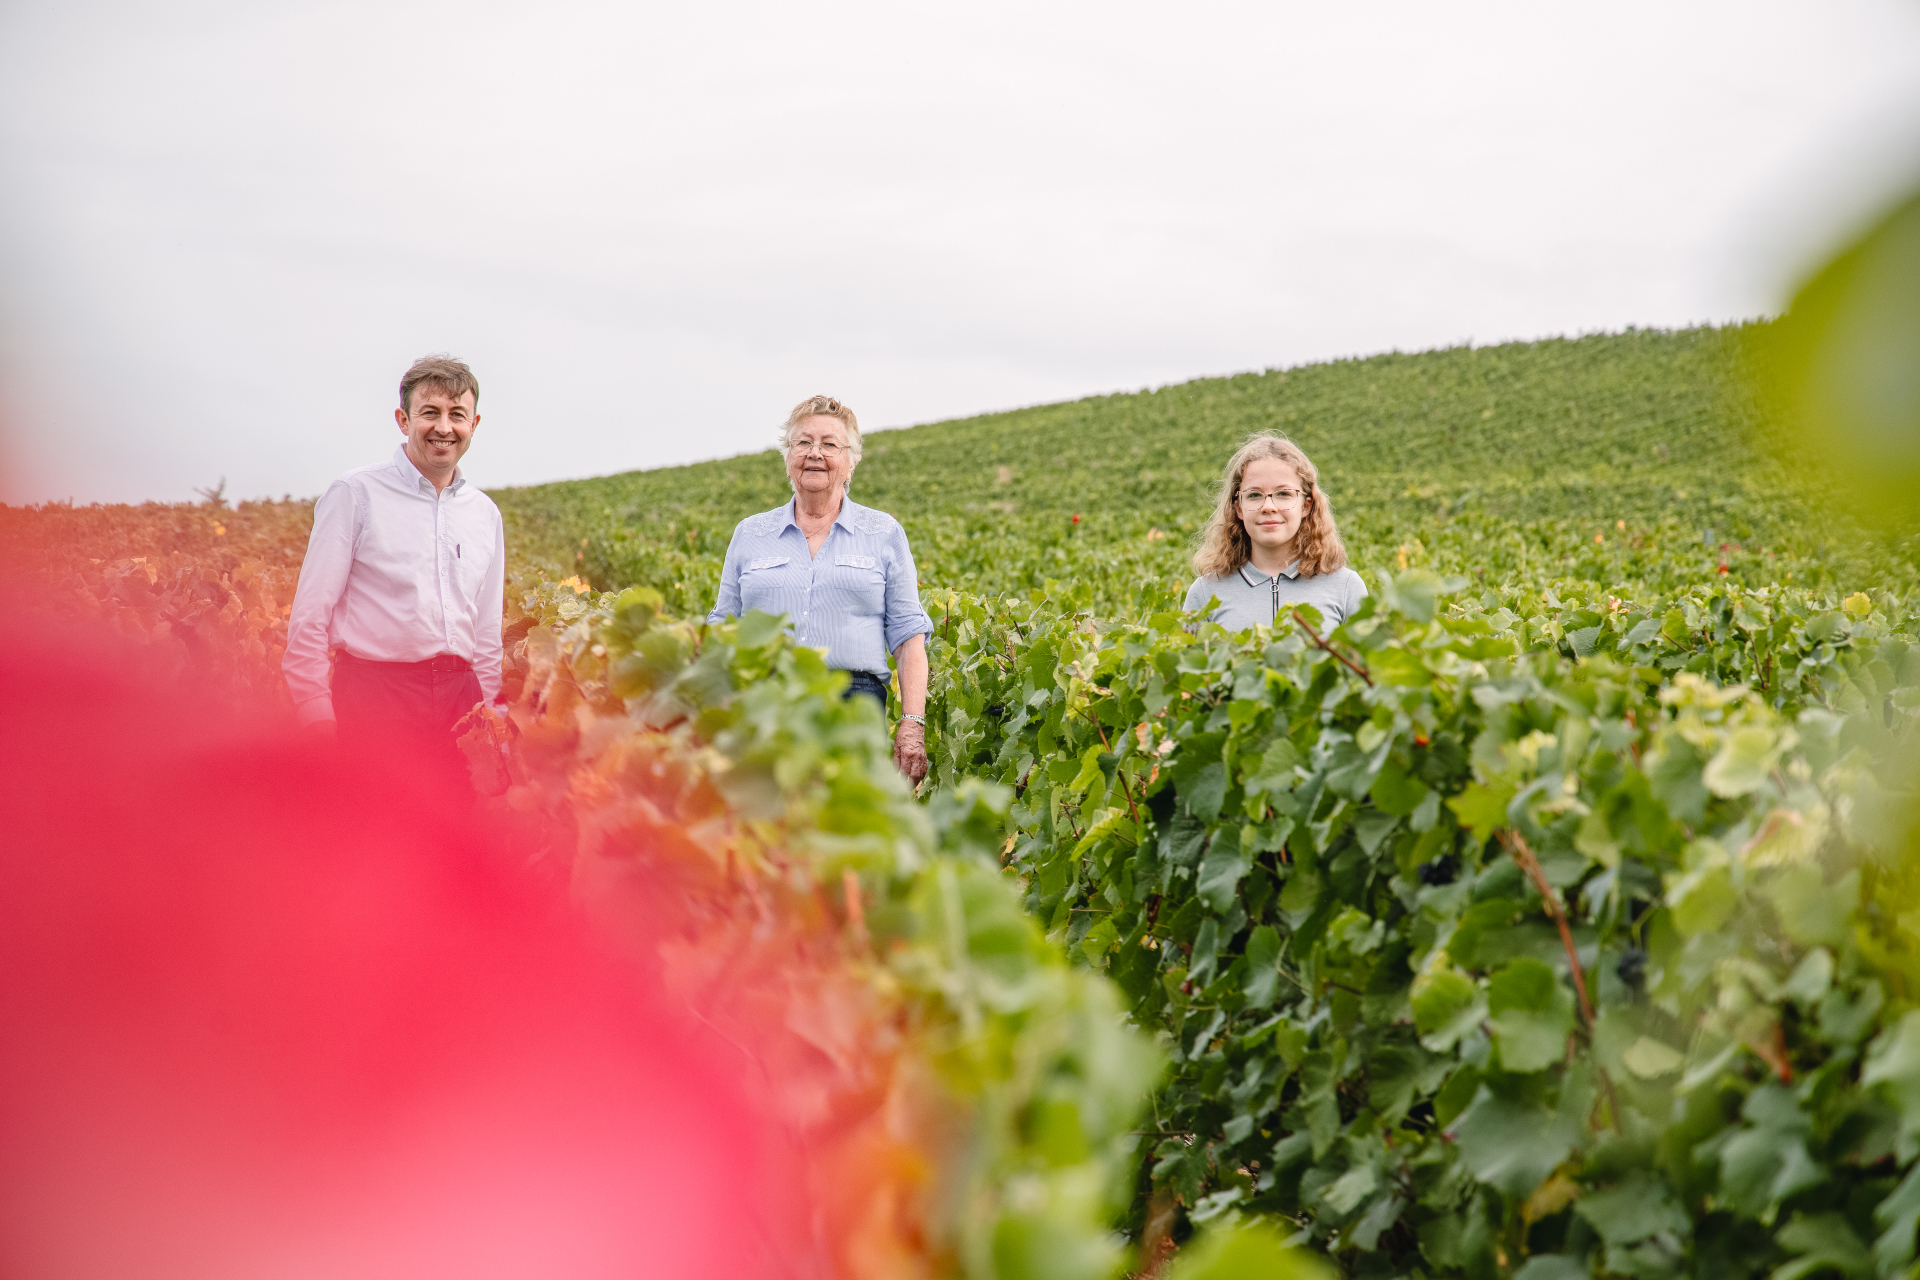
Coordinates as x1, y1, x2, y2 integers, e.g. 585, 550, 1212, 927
494, 323, 1914, 620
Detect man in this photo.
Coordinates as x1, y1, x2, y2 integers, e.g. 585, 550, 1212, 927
283, 356, 505, 786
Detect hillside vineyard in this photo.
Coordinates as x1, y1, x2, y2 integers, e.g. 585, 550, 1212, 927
493, 324, 1915, 622
486, 323, 1920, 1278
485, 324, 1920, 1277
9, 321, 1920, 1278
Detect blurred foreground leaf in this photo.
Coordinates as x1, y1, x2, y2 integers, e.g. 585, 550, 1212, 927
1167, 1221, 1333, 1280
1767, 190, 1920, 531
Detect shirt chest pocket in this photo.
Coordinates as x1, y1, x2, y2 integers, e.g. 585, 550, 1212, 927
738, 555, 791, 611
452, 544, 486, 599
832, 553, 886, 614
448, 527, 495, 596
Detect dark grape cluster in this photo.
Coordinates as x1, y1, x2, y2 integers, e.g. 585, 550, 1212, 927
1616, 946, 1648, 991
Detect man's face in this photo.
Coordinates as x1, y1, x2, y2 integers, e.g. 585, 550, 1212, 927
396, 385, 479, 477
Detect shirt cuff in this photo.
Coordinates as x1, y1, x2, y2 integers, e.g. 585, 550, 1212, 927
292, 694, 335, 727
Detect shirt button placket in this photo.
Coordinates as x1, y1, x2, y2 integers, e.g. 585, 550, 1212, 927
802, 554, 813, 640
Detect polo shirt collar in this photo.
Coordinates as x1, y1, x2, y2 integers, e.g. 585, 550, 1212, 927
1238, 560, 1301, 586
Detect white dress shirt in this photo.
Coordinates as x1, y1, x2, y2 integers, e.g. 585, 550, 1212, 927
283, 447, 506, 725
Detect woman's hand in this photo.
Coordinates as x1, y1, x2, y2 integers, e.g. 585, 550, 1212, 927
894, 719, 928, 786
891, 634, 930, 787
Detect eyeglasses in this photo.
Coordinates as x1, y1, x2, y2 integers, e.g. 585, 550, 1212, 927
789, 439, 847, 458
1237, 488, 1305, 509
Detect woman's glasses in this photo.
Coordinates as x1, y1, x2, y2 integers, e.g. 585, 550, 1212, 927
1237, 488, 1304, 509
789, 439, 846, 458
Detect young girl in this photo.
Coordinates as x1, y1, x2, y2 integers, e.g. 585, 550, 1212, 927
1183, 433, 1366, 630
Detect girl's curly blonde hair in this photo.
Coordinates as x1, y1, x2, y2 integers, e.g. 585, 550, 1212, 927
1191, 433, 1348, 579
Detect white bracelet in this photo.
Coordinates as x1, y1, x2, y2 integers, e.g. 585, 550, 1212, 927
899, 713, 926, 726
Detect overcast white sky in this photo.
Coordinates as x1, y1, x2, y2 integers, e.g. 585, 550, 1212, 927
3, 1, 1919, 505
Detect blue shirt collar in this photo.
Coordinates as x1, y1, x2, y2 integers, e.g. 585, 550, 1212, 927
779, 495, 860, 534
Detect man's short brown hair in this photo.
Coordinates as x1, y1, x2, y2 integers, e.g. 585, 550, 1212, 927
399, 355, 479, 415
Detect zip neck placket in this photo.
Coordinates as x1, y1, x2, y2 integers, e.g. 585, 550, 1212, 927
1240, 560, 1297, 626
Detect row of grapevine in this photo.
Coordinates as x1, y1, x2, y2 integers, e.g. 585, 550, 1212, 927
562, 501, 1878, 636
0, 496, 324, 706
918, 571, 1920, 1276
464, 579, 1170, 1279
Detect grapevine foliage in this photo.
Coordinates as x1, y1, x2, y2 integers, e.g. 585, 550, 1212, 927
923, 572, 1920, 1277
467, 579, 1162, 1279
0, 496, 314, 705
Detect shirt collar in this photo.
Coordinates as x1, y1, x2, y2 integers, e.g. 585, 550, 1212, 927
779, 495, 859, 533
391, 445, 465, 495
1238, 560, 1301, 586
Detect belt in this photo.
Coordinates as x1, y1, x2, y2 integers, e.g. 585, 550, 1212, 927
842, 671, 890, 697
335, 650, 472, 674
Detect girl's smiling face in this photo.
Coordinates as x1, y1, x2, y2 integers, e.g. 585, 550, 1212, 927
1236, 457, 1306, 562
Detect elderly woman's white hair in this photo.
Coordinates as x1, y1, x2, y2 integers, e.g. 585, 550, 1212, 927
778, 395, 864, 490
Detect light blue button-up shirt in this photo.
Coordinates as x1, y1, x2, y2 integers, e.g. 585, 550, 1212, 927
707, 497, 933, 675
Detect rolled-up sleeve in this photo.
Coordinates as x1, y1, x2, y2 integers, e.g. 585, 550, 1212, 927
283, 481, 358, 724
707, 526, 744, 624
881, 522, 933, 655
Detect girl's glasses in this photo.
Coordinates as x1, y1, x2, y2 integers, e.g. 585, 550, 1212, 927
1238, 488, 1303, 509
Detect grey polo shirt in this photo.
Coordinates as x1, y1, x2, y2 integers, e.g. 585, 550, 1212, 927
1183, 562, 1368, 632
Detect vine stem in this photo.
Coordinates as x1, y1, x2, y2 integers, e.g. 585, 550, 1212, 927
1499, 829, 1622, 1130
1498, 831, 1595, 1025
1091, 720, 1143, 825
1289, 608, 1372, 686
1136, 1188, 1181, 1280
841, 867, 871, 955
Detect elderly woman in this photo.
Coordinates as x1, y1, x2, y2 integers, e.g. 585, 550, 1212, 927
1184, 433, 1366, 629
708, 395, 933, 783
